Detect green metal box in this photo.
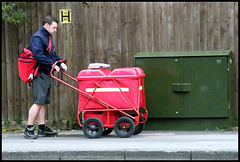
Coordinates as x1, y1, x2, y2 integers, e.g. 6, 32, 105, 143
135, 51, 236, 130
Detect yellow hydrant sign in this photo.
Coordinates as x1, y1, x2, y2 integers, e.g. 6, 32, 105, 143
59, 9, 71, 23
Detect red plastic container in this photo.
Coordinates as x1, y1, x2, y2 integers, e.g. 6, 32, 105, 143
77, 67, 145, 111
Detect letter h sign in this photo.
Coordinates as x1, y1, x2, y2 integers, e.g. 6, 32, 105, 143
59, 9, 71, 23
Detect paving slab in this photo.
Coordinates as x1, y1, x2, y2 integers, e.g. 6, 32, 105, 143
2, 130, 238, 160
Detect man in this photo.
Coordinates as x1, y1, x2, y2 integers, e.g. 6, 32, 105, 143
23, 16, 67, 139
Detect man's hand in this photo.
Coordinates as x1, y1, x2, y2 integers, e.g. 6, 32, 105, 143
54, 65, 60, 72
61, 63, 67, 72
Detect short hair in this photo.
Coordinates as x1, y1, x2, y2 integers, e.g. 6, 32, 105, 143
42, 16, 58, 26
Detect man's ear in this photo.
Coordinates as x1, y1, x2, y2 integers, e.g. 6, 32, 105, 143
43, 23, 50, 28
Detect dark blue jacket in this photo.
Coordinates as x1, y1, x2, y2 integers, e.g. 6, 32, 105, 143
30, 26, 62, 75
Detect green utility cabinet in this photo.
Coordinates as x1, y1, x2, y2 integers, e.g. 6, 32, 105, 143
135, 51, 236, 130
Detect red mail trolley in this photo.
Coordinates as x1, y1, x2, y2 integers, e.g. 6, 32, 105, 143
50, 62, 148, 138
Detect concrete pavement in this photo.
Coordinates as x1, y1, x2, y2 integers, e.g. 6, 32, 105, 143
2, 130, 238, 160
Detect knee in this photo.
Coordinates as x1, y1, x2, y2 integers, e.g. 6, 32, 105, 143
34, 103, 44, 109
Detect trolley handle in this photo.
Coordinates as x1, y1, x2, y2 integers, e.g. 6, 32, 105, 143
50, 60, 78, 83
50, 59, 66, 72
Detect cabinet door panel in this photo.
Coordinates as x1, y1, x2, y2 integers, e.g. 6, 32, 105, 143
183, 57, 228, 117
136, 58, 184, 118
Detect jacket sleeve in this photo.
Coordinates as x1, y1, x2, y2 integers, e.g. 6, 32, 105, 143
31, 36, 63, 67
31, 36, 53, 67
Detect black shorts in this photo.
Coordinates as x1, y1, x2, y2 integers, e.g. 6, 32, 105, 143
32, 71, 53, 104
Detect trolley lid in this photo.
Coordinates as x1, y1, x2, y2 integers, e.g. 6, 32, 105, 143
77, 64, 145, 80
108, 67, 145, 79
77, 68, 111, 80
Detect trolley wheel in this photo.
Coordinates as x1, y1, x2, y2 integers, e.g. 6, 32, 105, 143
114, 116, 135, 138
102, 128, 113, 136
133, 115, 145, 135
83, 117, 103, 138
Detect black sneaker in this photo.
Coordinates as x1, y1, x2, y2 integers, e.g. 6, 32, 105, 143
23, 127, 38, 139
37, 126, 58, 137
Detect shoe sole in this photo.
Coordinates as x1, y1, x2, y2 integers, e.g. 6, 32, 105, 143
23, 134, 37, 139
37, 134, 58, 137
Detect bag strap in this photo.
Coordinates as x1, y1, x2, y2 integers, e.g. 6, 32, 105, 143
46, 37, 52, 53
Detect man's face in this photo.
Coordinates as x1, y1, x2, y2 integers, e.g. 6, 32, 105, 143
45, 21, 57, 35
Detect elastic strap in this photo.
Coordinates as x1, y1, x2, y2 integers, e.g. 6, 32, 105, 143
46, 37, 52, 53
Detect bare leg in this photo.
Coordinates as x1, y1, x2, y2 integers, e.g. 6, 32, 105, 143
37, 105, 46, 125
27, 103, 44, 125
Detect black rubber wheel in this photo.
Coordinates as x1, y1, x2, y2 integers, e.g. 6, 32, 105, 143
102, 128, 114, 136
133, 115, 145, 135
114, 116, 135, 138
83, 118, 103, 138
